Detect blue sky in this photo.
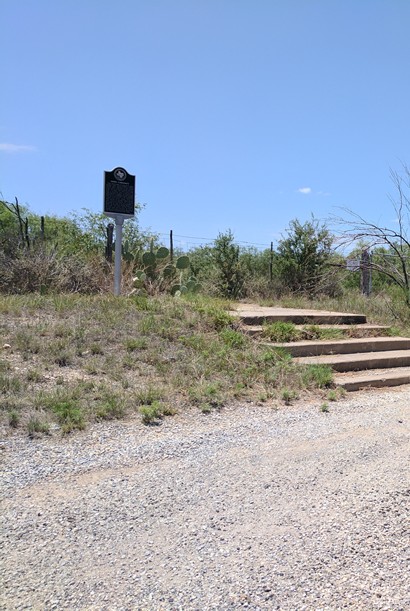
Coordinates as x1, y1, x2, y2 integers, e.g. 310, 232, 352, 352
1, 0, 409, 251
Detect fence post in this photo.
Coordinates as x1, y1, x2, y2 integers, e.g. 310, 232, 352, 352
24, 218, 30, 249
269, 241, 273, 282
170, 230, 174, 262
360, 249, 371, 296
105, 223, 114, 262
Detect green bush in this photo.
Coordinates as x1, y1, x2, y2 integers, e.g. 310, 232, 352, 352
275, 217, 336, 297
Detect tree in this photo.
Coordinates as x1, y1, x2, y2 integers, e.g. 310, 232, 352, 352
276, 217, 334, 296
0, 197, 30, 252
212, 230, 245, 299
336, 164, 410, 305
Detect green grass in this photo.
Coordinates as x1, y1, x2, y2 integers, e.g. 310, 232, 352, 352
262, 321, 300, 342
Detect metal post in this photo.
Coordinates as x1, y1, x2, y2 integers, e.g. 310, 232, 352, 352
114, 216, 124, 296
170, 229, 174, 262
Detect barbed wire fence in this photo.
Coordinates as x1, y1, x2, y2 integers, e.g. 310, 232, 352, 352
154, 230, 276, 283
151, 231, 410, 296
155, 230, 271, 254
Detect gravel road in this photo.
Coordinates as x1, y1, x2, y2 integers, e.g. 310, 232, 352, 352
1, 389, 409, 610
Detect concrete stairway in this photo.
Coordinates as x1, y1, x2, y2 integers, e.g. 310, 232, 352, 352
233, 304, 410, 391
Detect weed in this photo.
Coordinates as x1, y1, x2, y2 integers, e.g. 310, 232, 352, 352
132, 296, 162, 312
90, 343, 104, 355
138, 314, 158, 335
260, 349, 279, 364
281, 388, 298, 405
134, 386, 165, 406
8, 410, 20, 428
26, 369, 44, 383
0, 373, 21, 394
52, 400, 85, 433
54, 351, 73, 367
37, 389, 86, 433
140, 401, 163, 424
385, 326, 401, 337
301, 325, 343, 340
161, 404, 176, 417
122, 355, 136, 370
0, 359, 11, 372
219, 328, 247, 349
95, 390, 125, 420
327, 387, 346, 401
192, 300, 234, 331
27, 417, 50, 436
179, 334, 207, 351
84, 359, 99, 375
265, 347, 292, 362
14, 330, 41, 356
54, 324, 72, 338
320, 403, 330, 413
125, 338, 148, 352
49, 339, 74, 367
302, 364, 333, 389
318, 328, 344, 340
262, 321, 300, 342
188, 382, 224, 408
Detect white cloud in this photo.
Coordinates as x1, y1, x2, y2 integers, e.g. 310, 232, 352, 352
0, 143, 37, 153
297, 187, 312, 194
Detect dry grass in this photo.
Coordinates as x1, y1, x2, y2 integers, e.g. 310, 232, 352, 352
0, 293, 335, 435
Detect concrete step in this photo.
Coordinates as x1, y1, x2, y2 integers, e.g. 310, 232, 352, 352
234, 303, 410, 391
245, 323, 391, 338
231, 306, 366, 325
262, 336, 410, 357
295, 350, 410, 373
238, 312, 367, 325
334, 368, 410, 391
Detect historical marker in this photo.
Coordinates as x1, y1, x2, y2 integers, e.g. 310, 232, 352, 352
103, 167, 136, 296
104, 167, 135, 218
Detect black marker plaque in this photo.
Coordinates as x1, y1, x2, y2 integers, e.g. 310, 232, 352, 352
104, 167, 135, 217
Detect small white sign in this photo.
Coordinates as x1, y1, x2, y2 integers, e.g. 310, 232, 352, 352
346, 259, 360, 271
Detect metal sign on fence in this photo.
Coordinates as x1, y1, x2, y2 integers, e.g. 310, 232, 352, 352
346, 259, 360, 272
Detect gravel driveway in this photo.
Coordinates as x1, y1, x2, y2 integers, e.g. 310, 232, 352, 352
1, 389, 409, 610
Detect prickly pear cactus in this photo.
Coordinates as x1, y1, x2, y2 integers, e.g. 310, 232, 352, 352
130, 246, 198, 297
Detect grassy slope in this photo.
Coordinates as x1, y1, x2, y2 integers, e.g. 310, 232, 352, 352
0, 294, 334, 436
